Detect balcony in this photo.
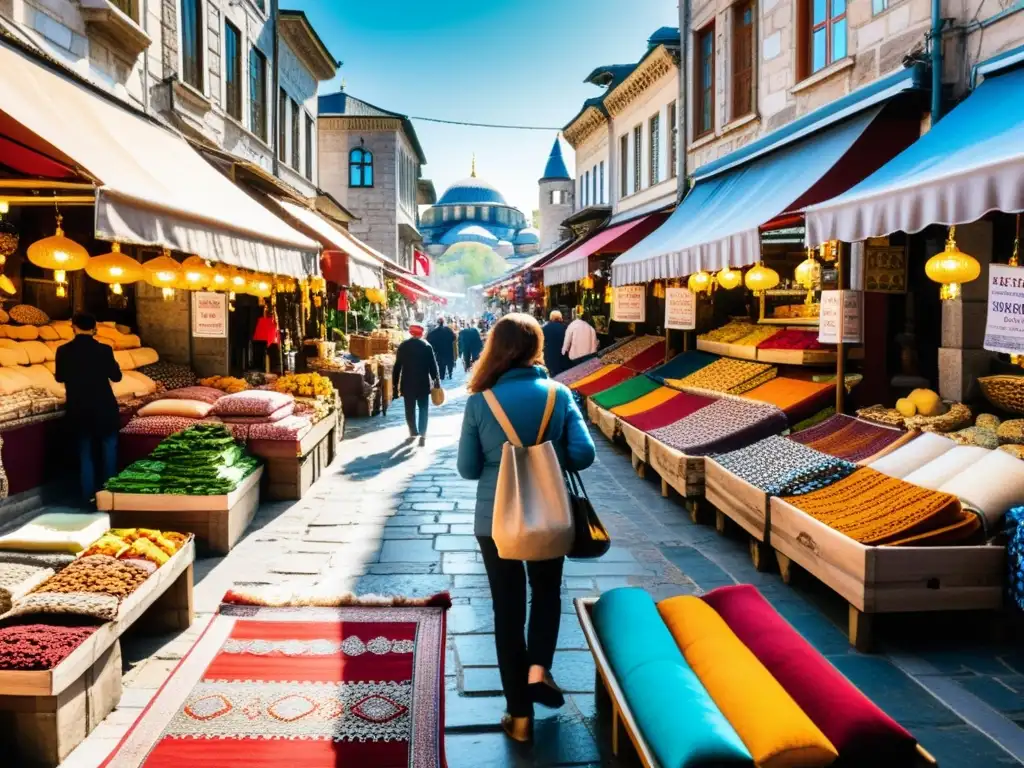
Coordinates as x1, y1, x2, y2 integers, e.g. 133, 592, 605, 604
79, 0, 152, 58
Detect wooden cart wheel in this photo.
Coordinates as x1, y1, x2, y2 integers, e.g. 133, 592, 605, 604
848, 604, 875, 652
775, 551, 793, 584
749, 539, 768, 572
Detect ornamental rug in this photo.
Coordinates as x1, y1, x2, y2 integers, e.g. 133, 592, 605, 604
620, 390, 718, 431
599, 335, 662, 365
553, 356, 604, 386
620, 342, 667, 373
788, 413, 915, 464
648, 398, 787, 457
590, 374, 660, 410
573, 366, 636, 398
101, 594, 450, 768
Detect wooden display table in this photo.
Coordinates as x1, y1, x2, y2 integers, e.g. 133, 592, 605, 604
647, 439, 705, 517
769, 497, 1005, 651
703, 458, 772, 570
619, 421, 648, 479
757, 347, 865, 366
0, 539, 195, 766
586, 398, 600, 425
248, 414, 336, 500
96, 469, 262, 555
594, 405, 619, 442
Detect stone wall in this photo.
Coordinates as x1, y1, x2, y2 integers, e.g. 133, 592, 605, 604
134, 283, 228, 376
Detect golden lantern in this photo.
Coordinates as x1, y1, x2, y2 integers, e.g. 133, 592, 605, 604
144, 250, 182, 301
717, 265, 742, 290
210, 265, 230, 291
248, 274, 273, 299
0, 275, 14, 295
86, 243, 145, 296
926, 226, 981, 301
819, 240, 839, 262
580, 276, 594, 290
181, 256, 214, 290
604, 285, 613, 303
687, 270, 713, 296
745, 262, 780, 295
27, 214, 89, 273
794, 250, 821, 289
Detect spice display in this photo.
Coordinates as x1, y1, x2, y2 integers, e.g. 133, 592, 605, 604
649, 399, 787, 456
757, 329, 826, 350
905, 402, 972, 433
789, 414, 914, 463
1001, 445, 1024, 459
669, 359, 777, 395
599, 336, 664, 366
121, 415, 213, 438
80, 533, 130, 559
698, 321, 757, 343
782, 468, 966, 546
976, 414, 1001, 431
647, 351, 719, 383
34, 555, 149, 599
949, 426, 999, 449
554, 357, 605, 386
199, 375, 249, 394
997, 419, 1024, 445
713, 436, 857, 496
0, 563, 53, 613
272, 373, 334, 398
0, 624, 100, 670
731, 326, 781, 347
106, 424, 259, 495
137, 361, 198, 391
9, 305, 49, 326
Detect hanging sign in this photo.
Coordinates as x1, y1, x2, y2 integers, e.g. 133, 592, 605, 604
818, 290, 862, 344
983, 265, 1024, 355
192, 292, 227, 338
664, 287, 697, 330
612, 285, 646, 322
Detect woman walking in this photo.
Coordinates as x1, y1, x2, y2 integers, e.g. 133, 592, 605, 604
457, 313, 596, 742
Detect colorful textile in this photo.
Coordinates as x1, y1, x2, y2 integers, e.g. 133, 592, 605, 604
553, 357, 604, 386
702, 585, 919, 764
868, 432, 956, 479
782, 468, 963, 545
658, 596, 838, 767
590, 375, 660, 410
668, 358, 776, 395
741, 377, 835, 421
574, 366, 635, 397
101, 598, 450, 768
647, 351, 719, 383
622, 343, 666, 373
621, 391, 718, 431
731, 326, 782, 348
163, 386, 226, 405
698, 321, 757, 343
600, 335, 663, 365
1007, 507, 1024, 613
568, 364, 620, 390
939, 449, 1024, 531
612, 387, 680, 418
212, 390, 293, 418
712, 435, 857, 496
249, 415, 314, 442
650, 399, 787, 456
219, 402, 296, 424
757, 329, 826, 350
597, 335, 635, 358
788, 413, 912, 462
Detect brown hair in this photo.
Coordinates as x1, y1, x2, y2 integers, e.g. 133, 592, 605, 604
467, 313, 544, 393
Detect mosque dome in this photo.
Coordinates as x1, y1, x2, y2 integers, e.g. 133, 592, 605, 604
440, 223, 500, 246
495, 240, 515, 259
514, 227, 540, 245
437, 177, 508, 206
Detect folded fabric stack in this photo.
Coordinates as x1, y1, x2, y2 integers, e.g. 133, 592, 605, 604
571, 364, 636, 397
590, 375, 660, 410
649, 399, 787, 456
599, 335, 663, 365
619, 390, 718, 431
698, 321, 758, 343
741, 377, 835, 423
868, 432, 957, 478
713, 436, 858, 496
668, 358, 777, 395
621, 342, 666, 373
211, 390, 294, 423
162, 386, 226, 404
554, 356, 605, 386
107, 424, 260, 495
789, 413, 915, 463
757, 329, 826, 350
590, 585, 921, 768
647, 350, 719, 383
611, 386, 680, 418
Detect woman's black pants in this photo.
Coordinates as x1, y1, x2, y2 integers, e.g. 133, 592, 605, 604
477, 535, 564, 717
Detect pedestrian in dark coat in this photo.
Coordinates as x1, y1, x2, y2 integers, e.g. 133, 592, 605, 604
458, 324, 484, 371
426, 317, 457, 380
54, 313, 124, 504
541, 310, 568, 375
393, 324, 440, 445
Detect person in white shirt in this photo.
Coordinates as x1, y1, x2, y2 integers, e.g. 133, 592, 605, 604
562, 312, 599, 361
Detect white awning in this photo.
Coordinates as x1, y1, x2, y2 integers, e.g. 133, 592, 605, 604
0, 40, 319, 278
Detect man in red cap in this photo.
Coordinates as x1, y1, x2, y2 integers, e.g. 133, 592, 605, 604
393, 324, 439, 445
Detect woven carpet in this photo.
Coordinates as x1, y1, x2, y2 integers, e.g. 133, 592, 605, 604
591, 375, 660, 409
101, 593, 450, 768
741, 377, 835, 423
553, 356, 603, 386
612, 386, 680, 417
789, 413, 913, 463
620, 391, 718, 431
573, 366, 636, 397
649, 399, 787, 456
667, 358, 776, 395
647, 351, 719, 383
622, 343, 667, 373
600, 335, 663, 365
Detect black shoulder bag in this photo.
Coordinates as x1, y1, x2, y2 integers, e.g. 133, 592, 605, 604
565, 470, 611, 560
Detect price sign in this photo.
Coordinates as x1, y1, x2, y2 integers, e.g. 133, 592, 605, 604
818, 290, 862, 344
984, 264, 1024, 355
664, 287, 696, 330
192, 292, 227, 338
612, 285, 646, 322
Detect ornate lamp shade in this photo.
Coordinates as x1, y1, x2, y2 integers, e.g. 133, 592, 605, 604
794, 251, 821, 289
181, 256, 213, 290
247, 275, 273, 299
926, 226, 981, 301
717, 265, 742, 290
27, 215, 88, 272
745, 263, 780, 295
604, 285, 613, 303
253, 316, 280, 345
209, 265, 230, 291
86, 243, 145, 295
144, 251, 182, 300
687, 270, 713, 295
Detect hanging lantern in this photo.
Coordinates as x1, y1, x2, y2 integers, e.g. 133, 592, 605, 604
580, 276, 594, 290
181, 256, 213, 290
925, 226, 981, 301
144, 250, 182, 299
819, 240, 839, 262
745, 262, 780, 295
28, 213, 88, 295
248, 274, 273, 299
86, 243, 145, 296
717, 265, 742, 290
687, 270, 713, 295
0, 202, 18, 262
209, 264, 230, 291
604, 285, 613, 303
794, 250, 821, 289
0, 275, 14, 295
230, 268, 249, 292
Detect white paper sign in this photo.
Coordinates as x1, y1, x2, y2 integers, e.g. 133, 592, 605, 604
818, 290, 862, 344
192, 292, 227, 338
664, 287, 696, 330
984, 264, 1024, 355
612, 285, 646, 322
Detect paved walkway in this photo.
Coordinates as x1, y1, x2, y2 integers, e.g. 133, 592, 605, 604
64, 366, 1024, 767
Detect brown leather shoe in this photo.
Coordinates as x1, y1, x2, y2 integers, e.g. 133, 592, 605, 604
501, 714, 532, 743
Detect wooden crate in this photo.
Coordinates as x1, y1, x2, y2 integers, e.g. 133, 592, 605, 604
704, 458, 773, 568
647, 438, 705, 499
695, 339, 733, 357
757, 347, 865, 366
97, 470, 261, 555
769, 497, 1005, 650
595, 406, 619, 442
725, 343, 759, 360
586, 398, 600, 425
0, 541, 195, 766
620, 421, 648, 465
249, 415, 336, 501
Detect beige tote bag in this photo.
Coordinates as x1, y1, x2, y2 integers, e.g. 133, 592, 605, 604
483, 383, 574, 561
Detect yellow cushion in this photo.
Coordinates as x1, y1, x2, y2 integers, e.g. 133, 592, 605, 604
569, 364, 619, 391
0, 339, 17, 350
44, 339, 68, 352
658, 596, 838, 768
0, 512, 110, 553
43, 361, 56, 375
95, 336, 115, 347
122, 370, 158, 396
8, 325, 38, 340
612, 386, 679, 417
37, 325, 59, 341
115, 334, 142, 350
19, 340, 51, 364
130, 347, 159, 368
0, 348, 27, 367
54, 324, 74, 340
0, 368, 32, 394
114, 350, 137, 371
138, 398, 212, 418
95, 325, 119, 340
22, 365, 65, 400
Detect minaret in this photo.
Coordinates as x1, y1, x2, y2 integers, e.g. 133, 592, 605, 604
471, 154, 477, 178
538, 136, 573, 251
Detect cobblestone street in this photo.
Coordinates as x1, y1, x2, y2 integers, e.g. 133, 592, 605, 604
63, 366, 1024, 767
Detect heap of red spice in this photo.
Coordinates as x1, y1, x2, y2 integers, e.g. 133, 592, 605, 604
0, 624, 99, 670
757, 329, 826, 350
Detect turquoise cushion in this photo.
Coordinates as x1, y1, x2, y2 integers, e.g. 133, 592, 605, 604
592, 588, 753, 768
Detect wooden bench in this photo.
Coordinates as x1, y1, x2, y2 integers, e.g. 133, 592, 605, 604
248, 414, 336, 500
0, 538, 195, 766
97, 469, 262, 555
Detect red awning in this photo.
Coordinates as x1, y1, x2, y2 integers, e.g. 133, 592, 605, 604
542, 213, 668, 286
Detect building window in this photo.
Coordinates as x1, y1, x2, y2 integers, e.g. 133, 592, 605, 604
802, 0, 847, 76
482, 206, 491, 220
694, 24, 715, 138
304, 113, 313, 180
732, 1, 755, 118
620, 134, 628, 198
111, 0, 139, 21
550, 190, 566, 205
180, 0, 203, 90
224, 21, 241, 120
632, 125, 642, 193
586, 170, 593, 207
454, 205, 465, 219
277, 89, 288, 161
872, 0, 888, 12
668, 101, 678, 178
589, 167, 596, 205
466, 205, 476, 219
249, 47, 267, 141
599, 161, 605, 204
649, 114, 660, 186
349, 147, 373, 187
442, 207, 450, 222
290, 99, 299, 168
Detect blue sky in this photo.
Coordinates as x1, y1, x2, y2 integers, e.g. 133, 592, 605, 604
287, 0, 678, 218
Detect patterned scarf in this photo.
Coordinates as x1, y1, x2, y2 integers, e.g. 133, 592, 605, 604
712, 436, 857, 496
1007, 507, 1024, 612
649, 399, 786, 456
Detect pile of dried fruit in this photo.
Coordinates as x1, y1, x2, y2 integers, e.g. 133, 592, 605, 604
33, 555, 149, 599
0, 624, 100, 670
